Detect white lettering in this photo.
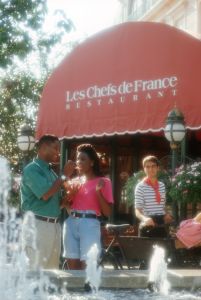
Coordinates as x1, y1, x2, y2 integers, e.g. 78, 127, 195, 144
76, 102, 80, 109
66, 91, 72, 102
157, 91, 164, 98
170, 76, 178, 87
94, 85, 101, 97
146, 80, 155, 90
162, 78, 170, 88
120, 96, 125, 103
101, 86, 108, 97
146, 93, 152, 100
110, 84, 117, 95
118, 81, 126, 94
87, 101, 92, 107
172, 89, 177, 96
125, 82, 132, 93
65, 75, 179, 102
96, 99, 102, 105
66, 103, 71, 110
133, 94, 138, 101
87, 86, 95, 98
134, 80, 142, 92
80, 90, 85, 99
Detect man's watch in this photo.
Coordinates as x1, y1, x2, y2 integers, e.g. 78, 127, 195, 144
60, 175, 68, 182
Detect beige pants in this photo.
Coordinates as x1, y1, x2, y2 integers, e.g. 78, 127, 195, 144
24, 219, 61, 269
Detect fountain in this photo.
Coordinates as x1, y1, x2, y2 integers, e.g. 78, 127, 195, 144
148, 245, 170, 295
0, 156, 105, 299
0, 156, 55, 300
1, 156, 201, 299
85, 243, 102, 293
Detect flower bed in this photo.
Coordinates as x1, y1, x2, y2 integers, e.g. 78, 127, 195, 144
170, 162, 201, 204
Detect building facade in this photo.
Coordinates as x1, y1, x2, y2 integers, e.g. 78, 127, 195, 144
115, 1, 201, 221
118, 0, 201, 39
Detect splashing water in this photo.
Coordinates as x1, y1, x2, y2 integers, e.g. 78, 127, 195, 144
0, 157, 60, 300
85, 244, 102, 293
0, 156, 104, 299
1, 156, 201, 300
148, 245, 170, 295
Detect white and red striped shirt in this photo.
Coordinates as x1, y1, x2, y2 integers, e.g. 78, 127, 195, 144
134, 180, 166, 217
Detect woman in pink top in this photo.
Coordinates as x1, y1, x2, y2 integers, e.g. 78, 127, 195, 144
62, 144, 113, 270
176, 212, 201, 248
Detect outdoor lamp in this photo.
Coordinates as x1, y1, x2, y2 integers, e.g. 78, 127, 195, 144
164, 106, 186, 180
164, 107, 186, 223
17, 125, 35, 151
164, 107, 186, 149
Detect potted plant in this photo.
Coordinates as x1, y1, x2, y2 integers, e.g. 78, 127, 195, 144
169, 162, 201, 205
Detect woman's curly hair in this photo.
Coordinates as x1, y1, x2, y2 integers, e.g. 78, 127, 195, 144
77, 143, 102, 176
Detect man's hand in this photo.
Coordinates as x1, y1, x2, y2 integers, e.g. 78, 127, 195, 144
60, 195, 71, 208
96, 178, 105, 192
142, 217, 155, 227
63, 160, 76, 177
164, 213, 173, 224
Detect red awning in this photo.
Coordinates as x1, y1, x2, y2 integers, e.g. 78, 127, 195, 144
36, 22, 201, 140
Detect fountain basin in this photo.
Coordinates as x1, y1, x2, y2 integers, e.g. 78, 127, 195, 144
41, 269, 201, 290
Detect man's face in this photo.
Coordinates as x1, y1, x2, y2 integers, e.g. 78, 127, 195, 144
42, 141, 60, 163
143, 161, 159, 179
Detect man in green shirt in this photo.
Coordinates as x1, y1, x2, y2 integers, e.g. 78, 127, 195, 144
20, 135, 75, 269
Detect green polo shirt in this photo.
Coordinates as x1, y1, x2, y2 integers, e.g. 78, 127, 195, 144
20, 158, 61, 218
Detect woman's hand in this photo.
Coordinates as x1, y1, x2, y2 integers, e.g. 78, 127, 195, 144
65, 181, 81, 201
96, 178, 112, 217
60, 184, 79, 207
96, 178, 105, 192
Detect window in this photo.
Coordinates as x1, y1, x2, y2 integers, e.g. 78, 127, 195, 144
175, 15, 185, 30
186, 4, 196, 32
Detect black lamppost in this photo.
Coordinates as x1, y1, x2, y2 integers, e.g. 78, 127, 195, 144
164, 107, 186, 223
164, 107, 186, 175
17, 125, 35, 169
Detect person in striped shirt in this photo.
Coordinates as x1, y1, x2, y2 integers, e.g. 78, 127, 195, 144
135, 155, 173, 237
